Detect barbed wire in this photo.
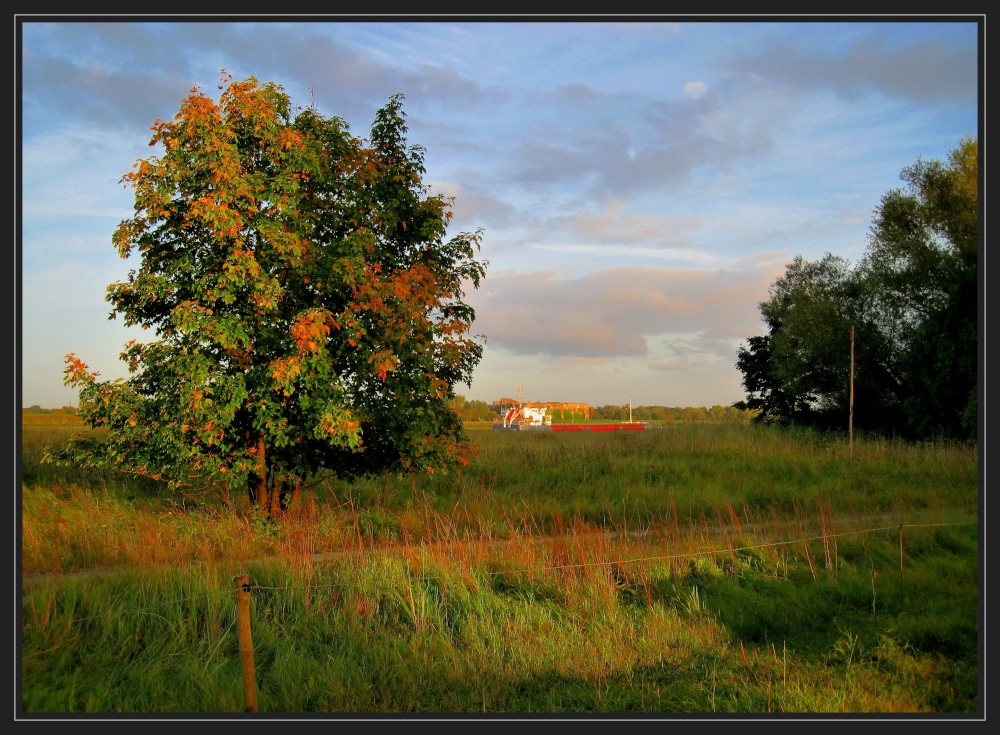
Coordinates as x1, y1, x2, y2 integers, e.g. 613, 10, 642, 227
26, 519, 969, 617
247, 520, 974, 591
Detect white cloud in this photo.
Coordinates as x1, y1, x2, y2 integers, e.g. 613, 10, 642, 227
682, 80, 707, 99
468, 264, 776, 364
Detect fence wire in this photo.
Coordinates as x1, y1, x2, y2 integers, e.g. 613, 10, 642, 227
23, 519, 976, 619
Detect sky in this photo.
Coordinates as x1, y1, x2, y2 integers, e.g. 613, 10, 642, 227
18, 16, 981, 411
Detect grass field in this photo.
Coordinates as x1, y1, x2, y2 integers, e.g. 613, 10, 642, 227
19, 421, 980, 715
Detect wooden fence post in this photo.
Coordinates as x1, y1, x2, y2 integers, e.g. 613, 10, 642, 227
235, 574, 258, 713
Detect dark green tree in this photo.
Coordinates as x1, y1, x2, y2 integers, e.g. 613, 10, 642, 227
862, 134, 978, 440
734, 333, 814, 424
735, 255, 852, 427
735, 137, 977, 440
47, 72, 488, 515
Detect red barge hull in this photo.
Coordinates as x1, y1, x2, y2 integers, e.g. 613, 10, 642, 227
551, 423, 646, 431
493, 422, 647, 432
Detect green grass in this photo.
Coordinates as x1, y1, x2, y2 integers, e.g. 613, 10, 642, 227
20, 422, 979, 714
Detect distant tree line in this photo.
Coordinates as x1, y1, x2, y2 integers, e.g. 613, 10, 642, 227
734, 136, 978, 442
590, 404, 753, 423
22, 406, 78, 415
449, 397, 496, 422
448, 396, 756, 424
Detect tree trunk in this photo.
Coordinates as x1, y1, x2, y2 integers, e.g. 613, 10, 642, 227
278, 479, 302, 513
269, 473, 284, 518
248, 432, 269, 514
246, 472, 256, 505
246, 432, 301, 519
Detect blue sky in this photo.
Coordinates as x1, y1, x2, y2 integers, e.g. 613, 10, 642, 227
18, 17, 980, 410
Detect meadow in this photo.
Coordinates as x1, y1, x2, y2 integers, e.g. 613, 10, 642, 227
20, 418, 980, 715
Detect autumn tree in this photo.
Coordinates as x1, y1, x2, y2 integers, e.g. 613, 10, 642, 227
47, 72, 487, 516
708, 405, 726, 422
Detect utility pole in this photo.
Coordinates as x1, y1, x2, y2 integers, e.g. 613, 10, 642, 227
849, 325, 855, 461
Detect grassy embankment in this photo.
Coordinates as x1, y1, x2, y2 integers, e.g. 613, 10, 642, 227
20, 417, 979, 714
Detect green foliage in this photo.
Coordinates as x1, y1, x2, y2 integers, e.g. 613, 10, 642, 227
862, 134, 978, 441
736, 137, 978, 440
454, 397, 494, 422
734, 333, 817, 425
46, 72, 487, 514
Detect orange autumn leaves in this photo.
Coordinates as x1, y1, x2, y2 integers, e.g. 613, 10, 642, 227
290, 310, 332, 352
63, 354, 100, 386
